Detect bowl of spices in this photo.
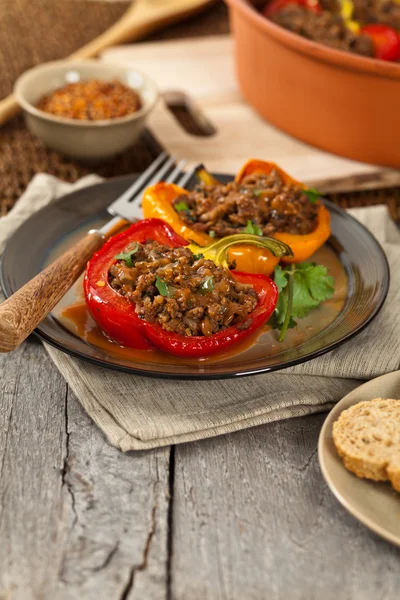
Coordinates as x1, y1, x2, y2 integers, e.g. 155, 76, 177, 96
14, 60, 159, 161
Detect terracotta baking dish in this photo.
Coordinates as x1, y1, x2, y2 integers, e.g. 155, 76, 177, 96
225, 0, 400, 168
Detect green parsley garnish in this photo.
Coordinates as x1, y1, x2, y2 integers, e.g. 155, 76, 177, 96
155, 276, 176, 298
253, 189, 265, 197
303, 188, 321, 204
269, 262, 335, 341
192, 253, 204, 261
199, 275, 214, 294
114, 243, 139, 268
244, 220, 263, 236
174, 200, 189, 212
209, 230, 216, 238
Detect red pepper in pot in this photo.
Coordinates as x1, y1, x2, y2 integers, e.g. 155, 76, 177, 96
361, 24, 400, 61
264, 0, 322, 17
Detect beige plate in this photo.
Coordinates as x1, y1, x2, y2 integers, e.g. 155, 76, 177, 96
319, 371, 400, 546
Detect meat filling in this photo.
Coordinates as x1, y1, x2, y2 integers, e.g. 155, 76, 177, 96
267, 0, 400, 58
270, 5, 374, 57
353, 0, 400, 30
172, 171, 319, 238
108, 240, 258, 337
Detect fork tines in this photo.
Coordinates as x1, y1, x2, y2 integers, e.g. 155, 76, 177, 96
108, 153, 202, 222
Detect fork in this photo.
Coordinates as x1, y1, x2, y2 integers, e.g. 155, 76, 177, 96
0, 153, 200, 352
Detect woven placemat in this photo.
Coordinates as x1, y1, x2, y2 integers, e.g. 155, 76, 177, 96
0, 0, 229, 215
0, 0, 398, 221
0, 117, 161, 216
328, 188, 399, 223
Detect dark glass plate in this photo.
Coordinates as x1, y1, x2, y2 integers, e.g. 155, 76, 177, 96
0, 174, 390, 379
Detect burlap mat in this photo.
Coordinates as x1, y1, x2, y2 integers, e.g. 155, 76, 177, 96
0, 0, 229, 215
0, 0, 399, 221
0, 174, 399, 450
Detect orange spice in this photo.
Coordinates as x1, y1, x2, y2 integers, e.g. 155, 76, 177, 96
37, 79, 142, 120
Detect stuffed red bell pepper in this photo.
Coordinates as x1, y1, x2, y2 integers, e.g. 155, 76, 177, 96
84, 219, 279, 358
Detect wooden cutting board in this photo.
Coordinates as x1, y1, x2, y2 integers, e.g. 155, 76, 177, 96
102, 36, 397, 186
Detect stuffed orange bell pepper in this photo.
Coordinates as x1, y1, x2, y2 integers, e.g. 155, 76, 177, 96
142, 159, 331, 275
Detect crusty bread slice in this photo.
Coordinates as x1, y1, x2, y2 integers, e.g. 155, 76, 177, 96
332, 398, 400, 492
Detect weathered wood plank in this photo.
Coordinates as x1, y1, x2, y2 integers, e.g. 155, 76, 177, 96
59, 383, 170, 600
0, 340, 67, 600
0, 342, 171, 600
3, 340, 400, 600
171, 415, 400, 600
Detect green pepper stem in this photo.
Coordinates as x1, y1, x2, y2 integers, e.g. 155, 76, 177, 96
279, 265, 294, 342
188, 234, 293, 269
196, 166, 219, 187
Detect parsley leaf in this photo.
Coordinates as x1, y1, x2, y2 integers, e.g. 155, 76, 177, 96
244, 220, 263, 236
114, 243, 139, 268
303, 188, 321, 204
174, 200, 189, 212
295, 263, 335, 303
269, 262, 335, 340
268, 310, 297, 332
270, 265, 294, 330
209, 230, 216, 238
192, 253, 204, 261
199, 275, 214, 294
273, 265, 288, 294
155, 276, 176, 298
291, 263, 334, 317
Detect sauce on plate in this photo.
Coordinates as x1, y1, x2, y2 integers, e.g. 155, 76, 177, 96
53, 242, 347, 366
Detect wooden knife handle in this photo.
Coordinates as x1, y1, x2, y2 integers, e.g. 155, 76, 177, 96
0, 231, 104, 352
0, 94, 20, 127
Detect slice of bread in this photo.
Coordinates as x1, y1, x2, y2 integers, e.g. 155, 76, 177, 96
332, 398, 400, 492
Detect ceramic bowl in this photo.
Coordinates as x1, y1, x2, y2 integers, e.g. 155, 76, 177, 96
319, 370, 400, 546
225, 0, 400, 168
14, 60, 159, 162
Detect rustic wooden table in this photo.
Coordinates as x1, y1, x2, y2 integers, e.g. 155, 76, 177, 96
1, 3, 400, 599
1, 344, 400, 599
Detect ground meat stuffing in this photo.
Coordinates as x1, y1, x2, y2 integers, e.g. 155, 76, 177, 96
172, 171, 319, 238
353, 0, 400, 30
270, 5, 374, 57
108, 240, 258, 337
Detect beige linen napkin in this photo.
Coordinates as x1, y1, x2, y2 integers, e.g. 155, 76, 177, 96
1, 175, 399, 450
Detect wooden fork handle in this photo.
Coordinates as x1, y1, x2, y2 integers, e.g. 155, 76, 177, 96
0, 231, 104, 352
